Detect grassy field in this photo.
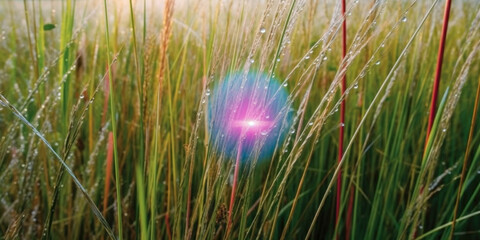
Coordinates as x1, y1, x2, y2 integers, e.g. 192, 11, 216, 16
1, 0, 480, 239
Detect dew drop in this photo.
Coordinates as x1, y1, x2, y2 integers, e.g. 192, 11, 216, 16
308, 122, 313, 126
250, 59, 255, 63
375, 60, 381, 65
259, 27, 266, 34
283, 83, 288, 87
353, 83, 358, 89
401, 16, 407, 22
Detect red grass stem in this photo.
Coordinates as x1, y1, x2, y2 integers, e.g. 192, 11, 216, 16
426, 0, 452, 141
102, 132, 114, 216
227, 140, 243, 236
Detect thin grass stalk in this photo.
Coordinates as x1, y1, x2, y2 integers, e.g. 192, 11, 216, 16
153, 1, 174, 237
22, 0, 39, 81
102, 0, 123, 238
227, 140, 243, 237
103, 132, 114, 217
127, 0, 144, 168
126, 2, 148, 237
425, 0, 452, 141
417, 210, 480, 240
136, 165, 148, 240
336, 0, 347, 237
417, 0, 452, 237
449, 76, 480, 238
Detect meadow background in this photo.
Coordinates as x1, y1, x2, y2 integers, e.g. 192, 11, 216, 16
1, 0, 480, 239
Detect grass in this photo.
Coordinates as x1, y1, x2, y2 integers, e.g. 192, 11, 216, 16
1, 0, 480, 239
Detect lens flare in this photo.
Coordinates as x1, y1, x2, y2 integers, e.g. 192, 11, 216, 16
208, 72, 293, 162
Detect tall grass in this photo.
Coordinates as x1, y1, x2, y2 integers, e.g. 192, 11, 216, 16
1, 0, 480, 239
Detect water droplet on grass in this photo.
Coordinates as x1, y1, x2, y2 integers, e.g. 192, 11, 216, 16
259, 27, 266, 34
401, 16, 407, 22
375, 60, 381, 65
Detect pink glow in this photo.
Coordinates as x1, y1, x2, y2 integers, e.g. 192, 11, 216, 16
231, 119, 272, 132
208, 72, 292, 161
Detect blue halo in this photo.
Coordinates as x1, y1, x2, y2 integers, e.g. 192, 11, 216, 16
208, 71, 293, 163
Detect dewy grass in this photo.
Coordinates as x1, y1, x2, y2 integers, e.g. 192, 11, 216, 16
2, 0, 480, 239
450, 75, 480, 239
